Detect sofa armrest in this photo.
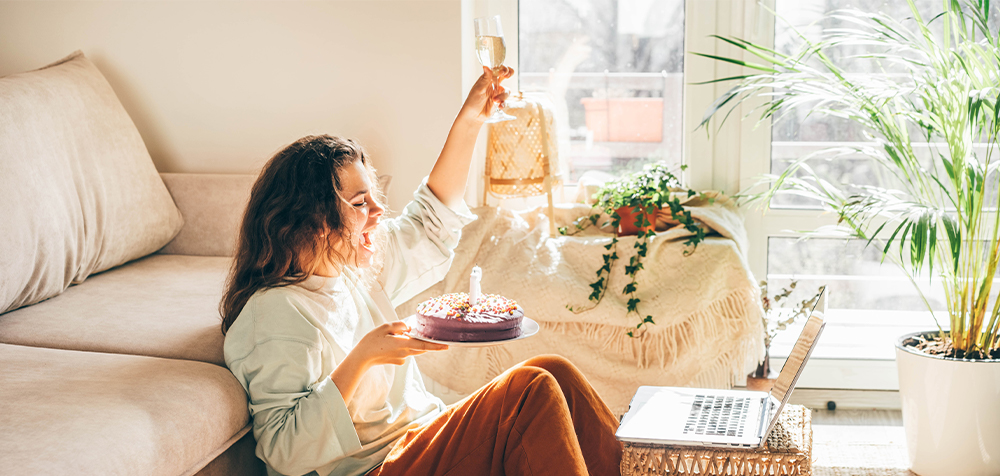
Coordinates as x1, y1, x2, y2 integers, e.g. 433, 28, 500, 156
159, 173, 255, 257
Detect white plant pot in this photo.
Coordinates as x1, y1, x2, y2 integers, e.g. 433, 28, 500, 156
895, 331, 1000, 476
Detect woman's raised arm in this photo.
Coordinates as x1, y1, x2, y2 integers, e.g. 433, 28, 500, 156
426, 65, 512, 209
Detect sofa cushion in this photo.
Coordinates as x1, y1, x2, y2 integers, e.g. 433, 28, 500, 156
0, 343, 250, 476
159, 173, 256, 257
0, 254, 230, 365
0, 50, 184, 314
156, 173, 392, 257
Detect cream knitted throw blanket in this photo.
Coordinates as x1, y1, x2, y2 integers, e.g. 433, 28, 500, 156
398, 194, 764, 414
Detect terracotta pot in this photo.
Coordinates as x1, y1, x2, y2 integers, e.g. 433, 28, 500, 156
896, 331, 1000, 476
580, 97, 663, 142
615, 206, 656, 236
746, 369, 779, 392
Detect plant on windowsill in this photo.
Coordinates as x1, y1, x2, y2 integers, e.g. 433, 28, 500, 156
558, 163, 708, 337
748, 280, 826, 392
697, 2, 999, 474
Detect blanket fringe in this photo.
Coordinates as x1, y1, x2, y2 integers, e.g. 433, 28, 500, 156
546, 287, 763, 374
690, 328, 763, 389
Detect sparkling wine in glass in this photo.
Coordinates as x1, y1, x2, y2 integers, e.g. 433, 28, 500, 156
474, 15, 515, 123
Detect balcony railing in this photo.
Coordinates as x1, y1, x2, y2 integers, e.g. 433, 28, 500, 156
519, 71, 684, 180
520, 71, 682, 91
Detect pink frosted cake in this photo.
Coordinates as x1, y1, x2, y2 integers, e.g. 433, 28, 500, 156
413, 293, 524, 342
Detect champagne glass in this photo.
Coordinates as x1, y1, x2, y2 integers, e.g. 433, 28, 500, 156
474, 15, 515, 123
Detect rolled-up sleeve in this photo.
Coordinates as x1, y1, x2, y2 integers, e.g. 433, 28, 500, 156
379, 177, 477, 306
239, 338, 362, 476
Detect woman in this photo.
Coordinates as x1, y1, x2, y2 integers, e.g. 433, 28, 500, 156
220, 66, 623, 476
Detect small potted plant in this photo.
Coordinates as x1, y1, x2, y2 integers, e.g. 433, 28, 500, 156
560, 163, 708, 336
748, 280, 826, 391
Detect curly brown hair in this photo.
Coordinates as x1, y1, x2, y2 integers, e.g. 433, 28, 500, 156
219, 135, 384, 334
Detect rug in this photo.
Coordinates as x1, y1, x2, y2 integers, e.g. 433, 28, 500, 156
812, 424, 917, 476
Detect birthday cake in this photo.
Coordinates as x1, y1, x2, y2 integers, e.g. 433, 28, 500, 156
413, 292, 524, 342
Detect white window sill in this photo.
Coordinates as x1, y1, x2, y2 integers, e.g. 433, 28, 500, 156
769, 309, 939, 390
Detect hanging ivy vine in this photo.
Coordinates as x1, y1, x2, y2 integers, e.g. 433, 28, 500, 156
560, 163, 708, 337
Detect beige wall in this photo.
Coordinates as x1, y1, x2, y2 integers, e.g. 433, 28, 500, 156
0, 0, 462, 213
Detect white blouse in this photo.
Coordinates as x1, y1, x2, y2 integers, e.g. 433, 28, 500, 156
223, 179, 476, 476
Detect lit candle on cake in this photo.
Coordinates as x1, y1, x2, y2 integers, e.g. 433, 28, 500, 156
469, 266, 482, 306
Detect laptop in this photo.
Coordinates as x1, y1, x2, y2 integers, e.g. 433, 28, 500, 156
615, 298, 826, 449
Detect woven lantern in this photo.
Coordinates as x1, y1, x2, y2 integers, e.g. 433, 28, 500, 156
485, 92, 562, 234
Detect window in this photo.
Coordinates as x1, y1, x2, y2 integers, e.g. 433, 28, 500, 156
769, 0, 975, 209
746, 0, 1000, 390
518, 0, 685, 182
500, 0, 980, 394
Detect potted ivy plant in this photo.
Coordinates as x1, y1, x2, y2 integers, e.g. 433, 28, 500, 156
560, 163, 707, 336
698, 2, 1000, 475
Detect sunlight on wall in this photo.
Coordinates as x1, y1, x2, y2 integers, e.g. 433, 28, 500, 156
0, 1, 461, 214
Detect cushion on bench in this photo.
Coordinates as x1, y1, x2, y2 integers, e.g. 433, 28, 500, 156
0, 254, 231, 366
0, 343, 249, 476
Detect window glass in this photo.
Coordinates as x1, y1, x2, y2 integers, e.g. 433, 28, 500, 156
767, 237, 952, 312
766, 237, 941, 360
770, 0, 998, 208
766, 1, 1000, 322
519, 0, 685, 182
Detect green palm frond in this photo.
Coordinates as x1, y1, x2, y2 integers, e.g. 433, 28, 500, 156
702, 0, 1000, 356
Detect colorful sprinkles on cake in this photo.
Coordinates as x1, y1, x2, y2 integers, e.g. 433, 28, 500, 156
416, 292, 520, 319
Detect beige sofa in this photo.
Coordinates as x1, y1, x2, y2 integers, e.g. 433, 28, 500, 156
0, 52, 265, 475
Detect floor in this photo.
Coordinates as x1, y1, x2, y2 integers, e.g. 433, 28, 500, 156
809, 409, 917, 476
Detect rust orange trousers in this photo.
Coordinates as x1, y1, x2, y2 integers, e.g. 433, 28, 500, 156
372, 354, 623, 476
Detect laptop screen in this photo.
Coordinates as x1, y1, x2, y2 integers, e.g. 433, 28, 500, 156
763, 293, 827, 438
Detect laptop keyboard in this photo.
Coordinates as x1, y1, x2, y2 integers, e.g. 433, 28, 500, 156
683, 395, 750, 437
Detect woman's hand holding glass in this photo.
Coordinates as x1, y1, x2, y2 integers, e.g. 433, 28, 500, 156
473, 15, 515, 123
458, 65, 513, 125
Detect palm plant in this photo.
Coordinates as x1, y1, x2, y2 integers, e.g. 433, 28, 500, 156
698, 0, 1000, 358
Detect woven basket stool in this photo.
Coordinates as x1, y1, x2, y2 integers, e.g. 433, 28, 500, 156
620, 405, 812, 476
484, 92, 561, 234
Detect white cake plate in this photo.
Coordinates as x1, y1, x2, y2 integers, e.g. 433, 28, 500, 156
402, 315, 539, 347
